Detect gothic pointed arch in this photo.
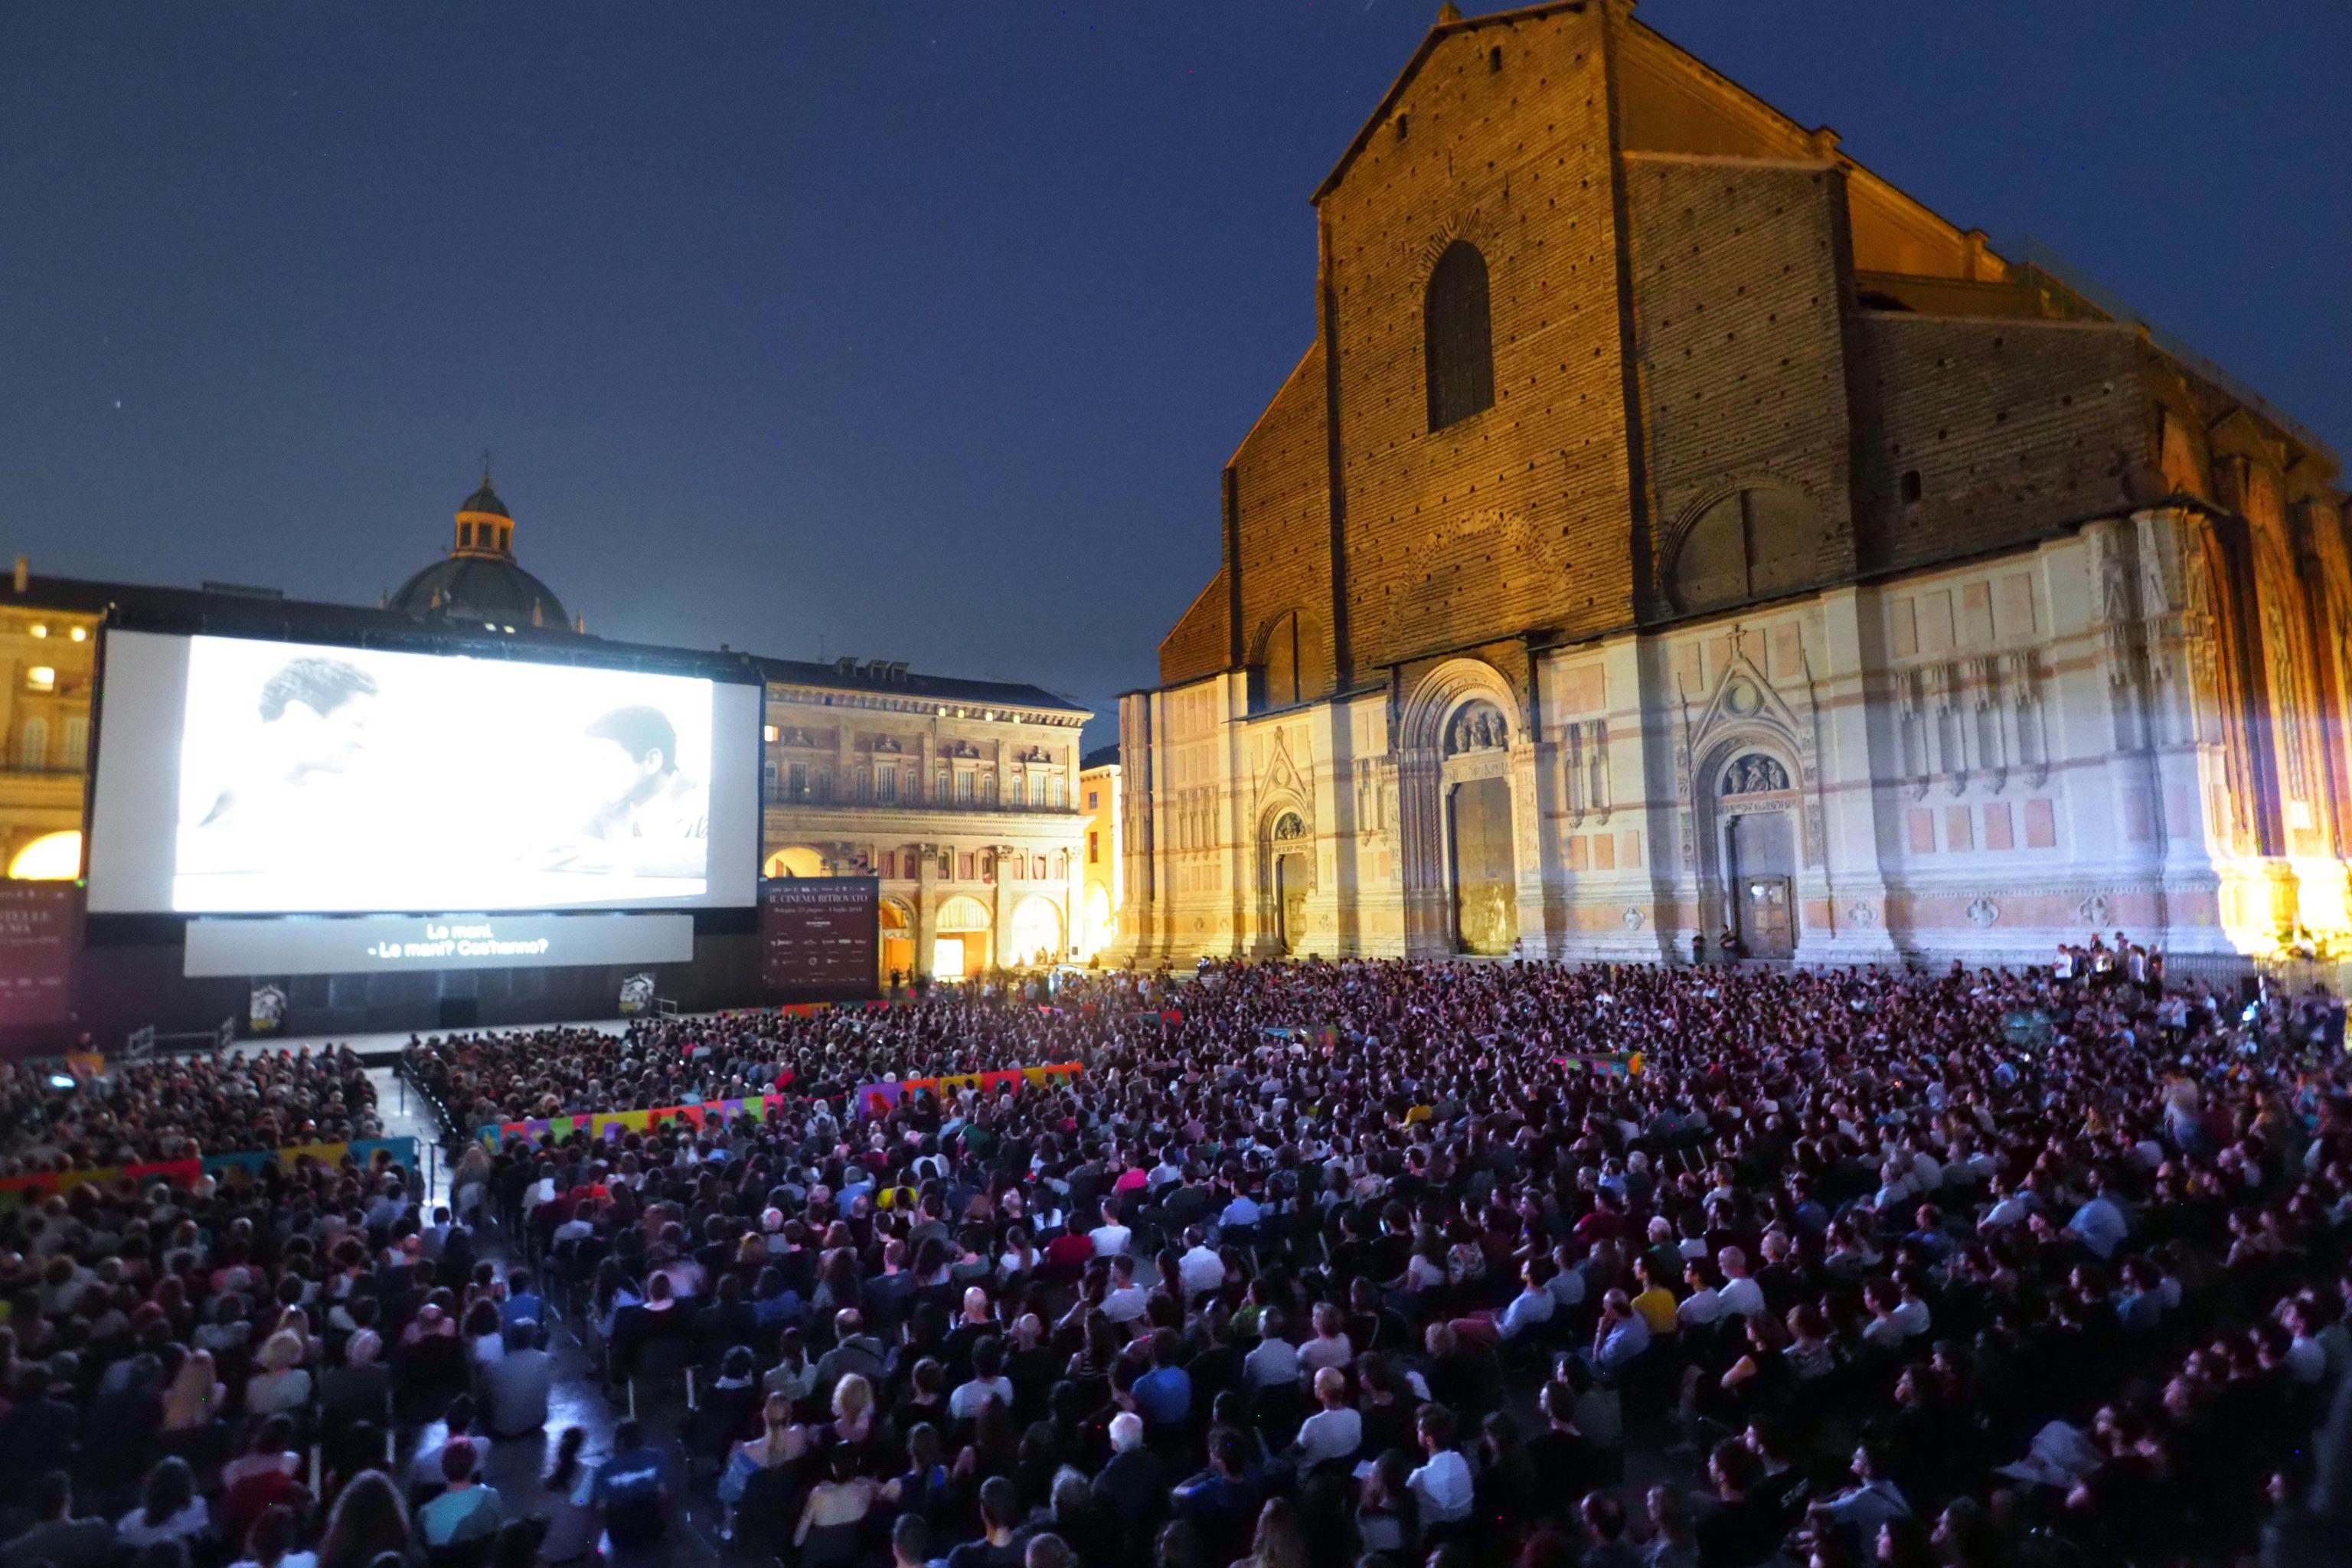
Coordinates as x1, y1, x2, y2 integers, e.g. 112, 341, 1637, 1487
1423, 240, 1494, 432
1251, 606, 1334, 712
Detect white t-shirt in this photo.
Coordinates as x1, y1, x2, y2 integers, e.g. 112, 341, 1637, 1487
1089, 1223, 1132, 1257
948, 1376, 1014, 1419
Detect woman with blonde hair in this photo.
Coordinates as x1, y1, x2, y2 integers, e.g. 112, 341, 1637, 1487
716, 1393, 806, 1539
829, 1372, 876, 1442
161, 1348, 225, 1431
1235, 1496, 1308, 1568
245, 1331, 313, 1419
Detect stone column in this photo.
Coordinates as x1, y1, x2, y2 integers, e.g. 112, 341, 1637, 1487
914, 843, 939, 978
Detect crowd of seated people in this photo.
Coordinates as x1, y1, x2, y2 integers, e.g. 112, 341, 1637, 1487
381, 952, 2352, 1567
0, 1047, 378, 1171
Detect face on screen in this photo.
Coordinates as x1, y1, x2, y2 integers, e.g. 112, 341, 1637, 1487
153, 636, 735, 913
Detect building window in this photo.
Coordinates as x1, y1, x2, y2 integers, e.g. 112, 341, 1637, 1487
459, 522, 474, 548
1900, 469, 1923, 505
1047, 776, 1067, 808
1424, 240, 1494, 432
24, 667, 54, 694
1087, 790, 1099, 810
1011, 774, 1027, 807
62, 716, 87, 771
815, 766, 834, 802
877, 769, 898, 805
959, 852, 974, 880
979, 773, 997, 805
1034, 855, 1047, 879
15, 717, 46, 772
880, 850, 896, 880
1088, 831, 1099, 864
936, 769, 951, 802
788, 761, 808, 799
854, 766, 871, 802
956, 771, 975, 804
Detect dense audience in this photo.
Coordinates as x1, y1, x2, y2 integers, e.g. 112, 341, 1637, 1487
0, 1046, 377, 1169
6, 949, 2351, 1568
408, 951, 2347, 1566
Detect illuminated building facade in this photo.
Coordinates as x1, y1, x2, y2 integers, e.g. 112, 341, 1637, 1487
1079, 746, 1122, 959
1117, 1, 2352, 966
0, 565, 100, 882
758, 659, 1089, 982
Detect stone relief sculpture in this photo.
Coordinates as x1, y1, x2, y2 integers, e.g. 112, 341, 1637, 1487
1719, 754, 1790, 795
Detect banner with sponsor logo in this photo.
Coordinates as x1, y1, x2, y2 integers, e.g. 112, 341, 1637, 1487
0, 880, 80, 1041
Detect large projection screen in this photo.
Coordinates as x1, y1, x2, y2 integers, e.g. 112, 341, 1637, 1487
88, 631, 760, 914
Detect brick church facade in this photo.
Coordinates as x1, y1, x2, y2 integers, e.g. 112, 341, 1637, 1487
1114, 1, 2352, 965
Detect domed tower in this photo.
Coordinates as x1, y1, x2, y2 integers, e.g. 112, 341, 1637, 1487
388, 470, 572, 629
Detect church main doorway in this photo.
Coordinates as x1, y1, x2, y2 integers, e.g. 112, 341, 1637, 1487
1448, 776, 1517, 954
1275, 851, 1308, 953
1726, 808, 1796, 959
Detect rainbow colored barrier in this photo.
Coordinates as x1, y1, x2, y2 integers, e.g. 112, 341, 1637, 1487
0, 1135, 420, 1206
199, 1135, 420, 1177
851, 1061, 1083, 1119
472, 1061, 1089, 1146
476, 1092, 791, 1150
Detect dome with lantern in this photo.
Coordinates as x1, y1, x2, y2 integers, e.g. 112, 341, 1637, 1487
387, 472, 570, 629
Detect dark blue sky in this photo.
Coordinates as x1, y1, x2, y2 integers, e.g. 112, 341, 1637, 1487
5, 3, 2345, 749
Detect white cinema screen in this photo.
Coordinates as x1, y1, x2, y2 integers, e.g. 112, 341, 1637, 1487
87, 631, 760, 915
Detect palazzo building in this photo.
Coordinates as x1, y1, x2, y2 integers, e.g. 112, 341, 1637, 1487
1115, 1, 2352, 966
1, 479, 1090, 992
1079, 745, 1122, 959
758, 658, 1089, 982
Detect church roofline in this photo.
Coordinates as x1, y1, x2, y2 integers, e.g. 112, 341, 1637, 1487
1313, 0, 1583, 204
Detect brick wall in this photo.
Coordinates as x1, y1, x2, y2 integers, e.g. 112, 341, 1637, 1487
1851, 313, 2145, 575
1624, 154, 1857, 612
1323, 8, 1638, 673
1158, 567, 1228, 685
1231, 345, 1336, 691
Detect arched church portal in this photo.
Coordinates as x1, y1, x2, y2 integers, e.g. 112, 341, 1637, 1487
1269, 809, 1310, 954
1442, 699, 1516, 955
1714, 750, 1797, 958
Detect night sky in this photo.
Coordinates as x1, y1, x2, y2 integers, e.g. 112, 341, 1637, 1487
5, 3, 2346, 750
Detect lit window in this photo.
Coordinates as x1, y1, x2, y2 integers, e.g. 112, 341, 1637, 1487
763, 724, 779, 743
24, 667, 55, 693
28, 624, 46, 639
1088, 831, 1099, 864
67, 626, 85, 642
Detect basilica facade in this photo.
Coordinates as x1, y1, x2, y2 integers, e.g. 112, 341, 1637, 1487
1115, 1, 2352, 966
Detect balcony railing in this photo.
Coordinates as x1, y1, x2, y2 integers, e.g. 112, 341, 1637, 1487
763, 788, 1075, 813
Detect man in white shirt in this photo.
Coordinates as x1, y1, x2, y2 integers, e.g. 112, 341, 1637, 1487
1099, 1256, 1150, 1326
1717, 1247, 1766, 1319
1087, 1202, 1132, 1258
1176, 1228, 1225, 1302
1498, 1262, 1557, 1341
949, 1340, 1017, 1419
1290, 1367, 1363, 1470
1406, 1406, 1475, 1529
1677, 1263, 1726, 1329
1242, 1310, 1301, 1390
1546, 1244, 1588, 1312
